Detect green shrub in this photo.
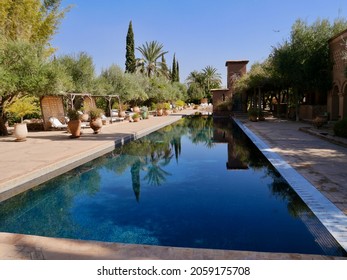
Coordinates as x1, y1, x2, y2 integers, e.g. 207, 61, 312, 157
67, 109, 81, 121
175, 100, 185, 108
334, 119, 347, 138
89, 108, 104, 120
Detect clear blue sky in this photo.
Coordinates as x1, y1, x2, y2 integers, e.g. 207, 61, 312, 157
52, 0, 347, 87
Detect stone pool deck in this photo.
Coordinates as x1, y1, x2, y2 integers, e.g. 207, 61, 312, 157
0, 112, 346, 260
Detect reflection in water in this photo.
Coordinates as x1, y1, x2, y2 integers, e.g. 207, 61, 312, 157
0, 116, 345, 256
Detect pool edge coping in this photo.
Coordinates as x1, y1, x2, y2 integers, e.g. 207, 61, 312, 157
0, 115, 185, 203
233, 117, 347, 253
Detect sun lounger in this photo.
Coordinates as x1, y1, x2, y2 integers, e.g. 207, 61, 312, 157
110, 117, 125, 122
48, 117, 68, 129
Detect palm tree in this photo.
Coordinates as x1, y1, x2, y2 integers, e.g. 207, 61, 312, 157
186, 70, 207, 101
202, 65, 222, 91
136, 41, 168, 77
186, 70, 205, 86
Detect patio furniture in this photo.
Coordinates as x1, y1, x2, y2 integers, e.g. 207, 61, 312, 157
48, 117, 68, 129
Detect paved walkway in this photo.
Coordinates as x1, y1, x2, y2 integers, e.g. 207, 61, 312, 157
239, 117, 347, 215
0, 111, 191, 202
0, 112, 346, 259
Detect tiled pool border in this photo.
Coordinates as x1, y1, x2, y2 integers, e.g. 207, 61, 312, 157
233, 118, 347, 253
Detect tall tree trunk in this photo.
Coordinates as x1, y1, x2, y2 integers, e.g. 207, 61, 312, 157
0, 115, 9, 136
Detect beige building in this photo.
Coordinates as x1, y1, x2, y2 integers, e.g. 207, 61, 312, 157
328, 29, 347, 120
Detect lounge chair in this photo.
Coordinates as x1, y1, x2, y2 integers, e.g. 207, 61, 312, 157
48, 117, 68, 129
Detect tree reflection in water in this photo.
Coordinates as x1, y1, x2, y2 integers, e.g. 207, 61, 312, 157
1, 116, 343, 255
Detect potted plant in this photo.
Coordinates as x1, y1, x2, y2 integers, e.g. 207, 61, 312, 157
133, 105, 140, 113
118, 103, 126, 118
89, 107, 104, 134
141, 106, 148, 119
175, 100, 185, 111
312, 116, 326, 129
163, 102, 171, 116
247, 108, 258, 122
67, 108, 82, 138
132, 113, 140, 122
156, 103, 164, 116
6, 96, 39, 142
258, 109, 265, 121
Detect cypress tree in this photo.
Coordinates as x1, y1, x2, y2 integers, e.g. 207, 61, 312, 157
161, 54, 170, 79
125, 21, 136, 73
176, 60, 180, 82
171, 54, 177, 82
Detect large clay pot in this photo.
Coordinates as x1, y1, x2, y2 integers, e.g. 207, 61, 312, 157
81, 113, 89, 122
90, 118, 102, 134
68, 120, 81, 138
14, 123, 28, 142
157, 109, 163, 116
118, 111, 126, 118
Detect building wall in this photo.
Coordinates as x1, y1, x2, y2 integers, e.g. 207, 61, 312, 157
212, 60, 248, 115
329, 29, 347, 120
226, 60, 248, 90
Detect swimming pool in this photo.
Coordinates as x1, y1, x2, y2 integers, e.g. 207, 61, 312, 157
0, 116, 345, 256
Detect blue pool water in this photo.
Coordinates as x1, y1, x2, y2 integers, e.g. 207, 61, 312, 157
0, 116, 345, 256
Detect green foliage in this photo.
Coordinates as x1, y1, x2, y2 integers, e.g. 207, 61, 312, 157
0, 0, 69, 136
175, 100, 185, 108
136, 40, 168, 77
160, 54, 170, 79
67, 108, 80, 121
176, 61, 180, 83
55, 52, 96, 93
271, 18, 347, 93
132, 112, 140, 119
171, 54, 178, 82
125, 21, 136, 73
186, 66, 221, 101
0, 0, 70, 52
334, 119, 347, 138
163, 102, 171, 110
6, 96, 40, 123
88, 107, 103, 120
100, 64, 148, 104
0, 39, 64, 97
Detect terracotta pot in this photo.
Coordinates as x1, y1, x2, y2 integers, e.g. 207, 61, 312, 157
249, 116, 258, 122
14, 123, 28, 142
90, 118, 102, 134
68, 120, 81, 138
133, 117, 140, 122
157, 109, 163, 116
118, 111, 126, 118
81, 113, 89, 122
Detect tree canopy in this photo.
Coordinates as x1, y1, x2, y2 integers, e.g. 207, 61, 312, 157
186, 66, 222, 102
136, 40, 168, 77
234, 17, 347, 117
0, 0, 70, 52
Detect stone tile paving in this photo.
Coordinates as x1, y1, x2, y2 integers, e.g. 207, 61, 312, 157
234, 117, 347, 253
0, 233, 342, 260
